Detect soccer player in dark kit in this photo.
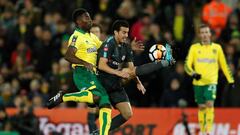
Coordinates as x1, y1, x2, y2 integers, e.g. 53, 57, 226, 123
96, 20, 175, 133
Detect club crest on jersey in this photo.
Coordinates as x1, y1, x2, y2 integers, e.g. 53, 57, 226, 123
104, 47, 108, 51
70, 36, 78, 46
122, 56, 126, 61
198, 50, 201, 54
212, 49, 217, 54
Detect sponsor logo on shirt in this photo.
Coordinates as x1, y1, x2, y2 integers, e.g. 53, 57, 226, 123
197, 58, 216, 63
122, 56, 126, 61
87, 46, 97, 53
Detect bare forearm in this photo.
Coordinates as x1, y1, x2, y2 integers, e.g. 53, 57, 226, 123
64, 55, 88, 65
98, 62, 118, 75
134, 76, 141, 84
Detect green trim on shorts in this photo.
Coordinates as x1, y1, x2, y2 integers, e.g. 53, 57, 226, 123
193, 84, 217, 104
64, 91, 89, 97
73, 66, 111, 107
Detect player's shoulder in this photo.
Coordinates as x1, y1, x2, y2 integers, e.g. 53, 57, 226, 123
211, 42, 222, 48
190, 42, 201, 49
90, 33, 99, 40
103, 36, 115, 45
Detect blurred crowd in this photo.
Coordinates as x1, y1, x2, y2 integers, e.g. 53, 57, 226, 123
0, 0, 240, 132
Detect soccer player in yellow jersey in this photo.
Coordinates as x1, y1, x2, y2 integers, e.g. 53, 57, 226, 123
47, 8, 111, 135
184, 24, 234, 134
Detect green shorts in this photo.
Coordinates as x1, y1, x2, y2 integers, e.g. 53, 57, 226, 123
73, 66, 110, 107
193, 85, 217, 104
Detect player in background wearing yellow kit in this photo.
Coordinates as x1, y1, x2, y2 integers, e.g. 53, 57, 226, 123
184, 24, 234, 135
47, 8, 111, 135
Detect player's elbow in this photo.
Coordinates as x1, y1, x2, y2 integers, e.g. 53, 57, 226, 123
64, 54, 71, 62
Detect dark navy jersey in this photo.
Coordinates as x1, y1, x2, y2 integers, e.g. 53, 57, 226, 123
97, 36, 133, 91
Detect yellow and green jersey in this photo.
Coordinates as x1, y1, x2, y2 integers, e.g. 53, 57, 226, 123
184, 42, 234, 86
68, 27, 102, 68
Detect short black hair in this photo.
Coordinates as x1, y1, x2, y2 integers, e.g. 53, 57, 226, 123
72, 8, 87, 23
112, 20, 129, 33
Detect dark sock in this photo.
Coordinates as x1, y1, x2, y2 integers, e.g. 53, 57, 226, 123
110, 114, 127, 131
135, 60, 169, 76
87, 112, 97, 132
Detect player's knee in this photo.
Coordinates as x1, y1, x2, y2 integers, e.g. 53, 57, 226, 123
198, 105, 206, 110
122, 110, 133, 120
206, 101, 214, 108
93, 95, 100, 103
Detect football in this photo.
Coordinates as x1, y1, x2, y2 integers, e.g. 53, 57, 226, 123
149, 44, 166, 62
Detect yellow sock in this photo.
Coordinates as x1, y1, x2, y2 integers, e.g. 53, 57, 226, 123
198, 108, 206, 133
206, 107, 214, 133
99, 108, 111, 135
62, 90, 94, 104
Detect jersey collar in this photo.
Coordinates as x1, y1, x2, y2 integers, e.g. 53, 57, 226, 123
75, 27, 87, 34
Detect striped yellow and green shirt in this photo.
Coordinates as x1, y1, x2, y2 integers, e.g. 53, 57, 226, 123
184, 42, 234, 85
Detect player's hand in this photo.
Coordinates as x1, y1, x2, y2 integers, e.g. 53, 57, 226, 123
116, 70, 129, 79
131, 37, 145, 52
137, 82, 146, 95
192, 73, 201, 80
83, 62, 96, 72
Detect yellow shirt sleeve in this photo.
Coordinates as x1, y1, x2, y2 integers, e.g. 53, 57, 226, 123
184, 45, 195, 76
68, 33, 81, 49
218, 45, 234, 83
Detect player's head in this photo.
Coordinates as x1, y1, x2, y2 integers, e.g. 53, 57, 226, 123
72, 8, 92, 31
112, 20, 129, 43
90, 23, 102, 39
198, 24, 211, 44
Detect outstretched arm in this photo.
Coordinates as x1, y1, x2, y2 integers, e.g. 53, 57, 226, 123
128, 62, 146, 95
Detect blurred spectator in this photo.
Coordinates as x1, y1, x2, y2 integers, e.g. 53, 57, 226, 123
11, 96, 40, 135
33, 28, 54, 74
222, 67, 240, 107
219, 13, 240, 43
115, 0, 137, 26
0, 83, 14, 107
160, 77, 186, 107
0, 6, 16, 35
171, 3, 195, 60
8, 13, 33, 49
130, 13, 151, 41
0, 37, 8, 65
202, 0, 232, 37
21, 0, 42, 25
11, 41, 32, 68
224, 43, 238, 70
0, 104, 9, 130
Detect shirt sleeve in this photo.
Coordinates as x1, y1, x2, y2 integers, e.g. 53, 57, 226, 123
218, 45, 234, 83
68, 34, 80, 49
184, 45, 195, 76
98, 42, 112, 59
